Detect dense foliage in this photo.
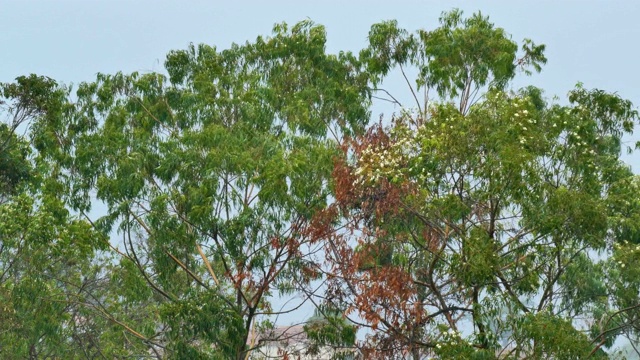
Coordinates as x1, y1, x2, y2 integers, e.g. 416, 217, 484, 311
1, 9, 639, 359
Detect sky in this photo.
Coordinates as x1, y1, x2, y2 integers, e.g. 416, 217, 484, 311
2, 0, 640, 353
3, 0, 640, 167
3, 1, 640, 98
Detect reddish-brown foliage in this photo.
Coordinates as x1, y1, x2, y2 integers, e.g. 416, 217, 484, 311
318, 125, 439, 357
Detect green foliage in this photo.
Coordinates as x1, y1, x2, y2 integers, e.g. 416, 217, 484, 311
362, 9, 546, 115
0, 123, 31, 196
513, 312, 596, 359
161, 290, 245, 359
0, 191, 118, 358
0, 75, 161, 359
304, 305, 357, 359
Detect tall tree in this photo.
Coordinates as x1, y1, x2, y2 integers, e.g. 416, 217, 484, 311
319, 10, 640, 359
52, 21, 371, 359
0, 75, 134, 359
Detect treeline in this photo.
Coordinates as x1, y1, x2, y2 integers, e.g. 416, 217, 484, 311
1, 10, 639, 359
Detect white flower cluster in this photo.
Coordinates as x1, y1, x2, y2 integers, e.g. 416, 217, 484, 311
353, 130, 420, 185
446, 328, 461, 338
435, 328, 463, 348
512, 100, 537, 145
354, 145, 406, 185
611, 241, 640, 269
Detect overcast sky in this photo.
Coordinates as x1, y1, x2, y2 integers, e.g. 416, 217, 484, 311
3, 1, 640, 339
3, 1, 640, 98
4, 1, 640, 165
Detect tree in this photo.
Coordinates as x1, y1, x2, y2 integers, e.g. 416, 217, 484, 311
318, 10, 640, 359
49, 20, 371, 359
0, 76, 131, 359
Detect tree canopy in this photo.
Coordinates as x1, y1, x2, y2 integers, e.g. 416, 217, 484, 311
2, 9, 640, 359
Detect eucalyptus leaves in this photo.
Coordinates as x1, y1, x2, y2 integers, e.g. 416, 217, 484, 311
1, 9, 639, 360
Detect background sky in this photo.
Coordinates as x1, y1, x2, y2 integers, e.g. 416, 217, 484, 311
3, 0, 640, 166
2, 1, 640, 353
3, 1, 640, 99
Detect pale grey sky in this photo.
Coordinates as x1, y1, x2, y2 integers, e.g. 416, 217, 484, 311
3, 1, 640, 346
4, 1, 640, 166
2, 0, 640, 102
